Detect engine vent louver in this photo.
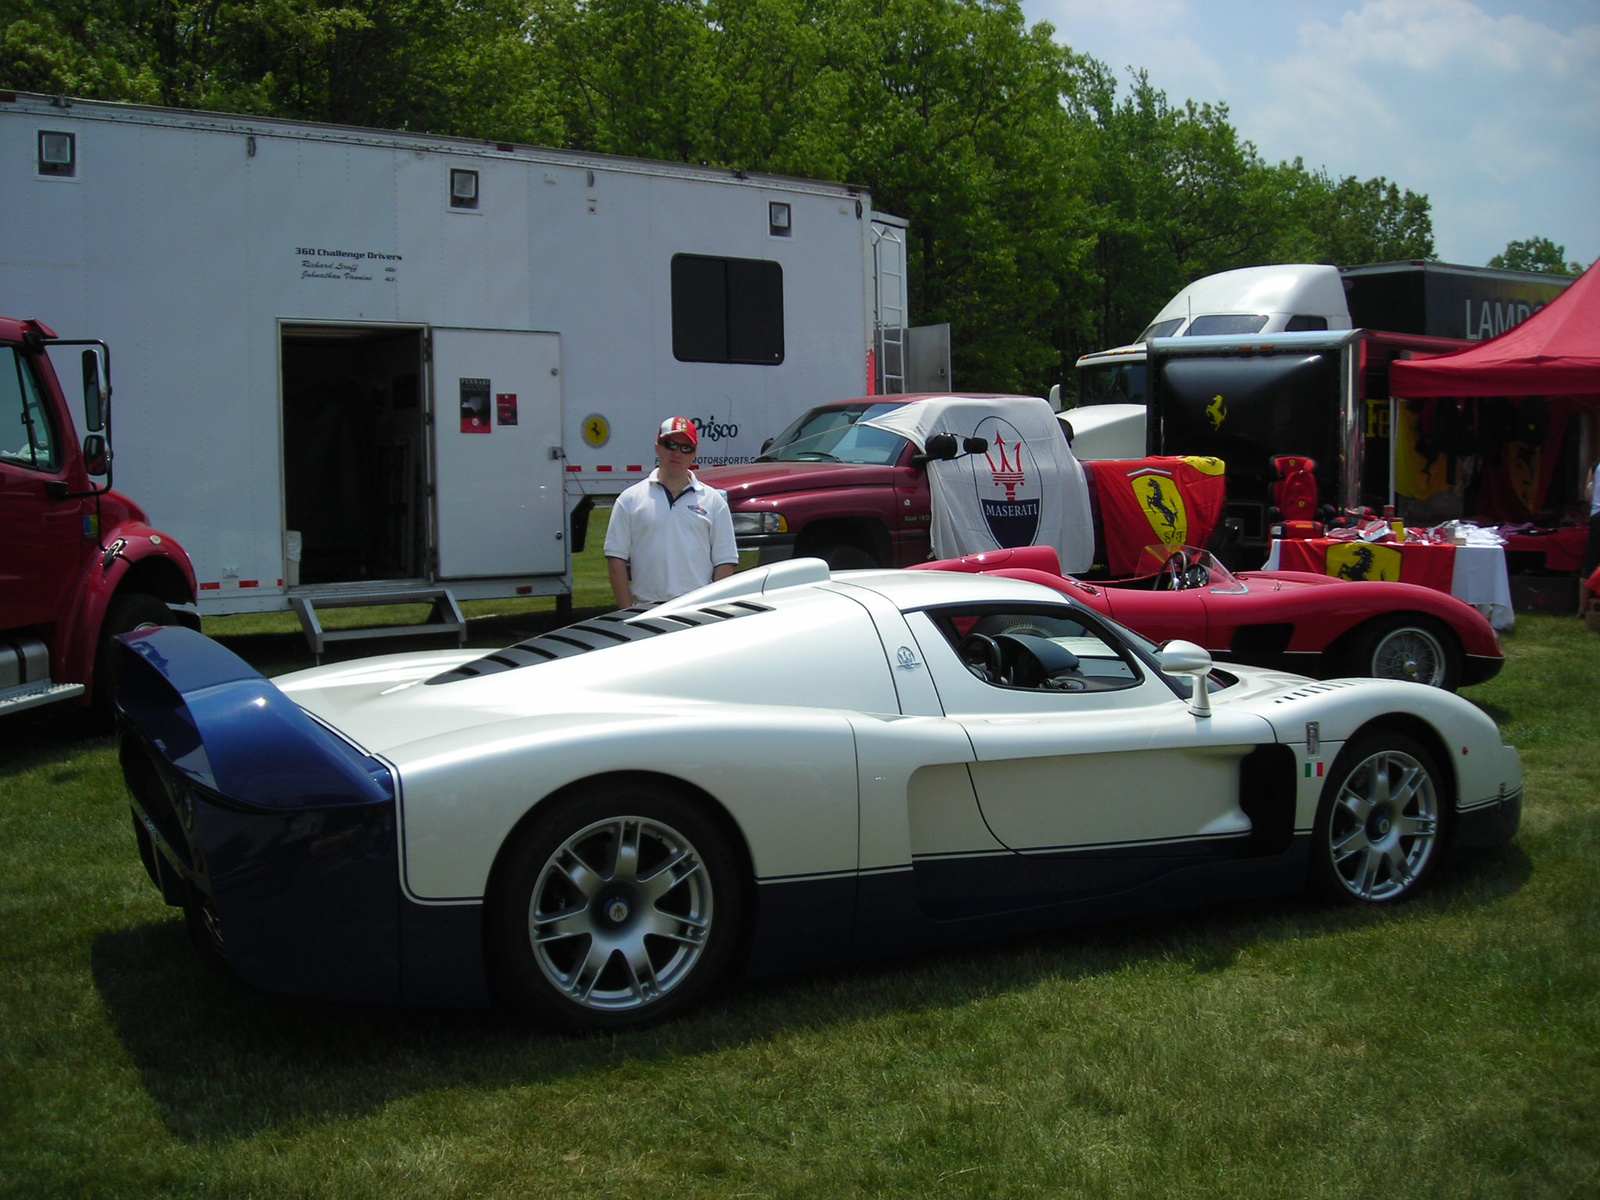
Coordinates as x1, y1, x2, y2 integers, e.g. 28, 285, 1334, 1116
425, 601, 772, 685
1271, 679, 1362, 703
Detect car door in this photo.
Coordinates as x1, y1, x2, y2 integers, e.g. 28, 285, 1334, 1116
904, 601, 1275, 908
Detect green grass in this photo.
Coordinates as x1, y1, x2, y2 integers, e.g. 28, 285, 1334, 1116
3, 609, 1598, 1199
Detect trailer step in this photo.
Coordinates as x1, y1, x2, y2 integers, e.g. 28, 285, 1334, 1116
290, 589, 469, 663
0, 680, 86, 716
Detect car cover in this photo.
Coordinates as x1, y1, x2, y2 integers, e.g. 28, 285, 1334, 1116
862, 395, 1095, 573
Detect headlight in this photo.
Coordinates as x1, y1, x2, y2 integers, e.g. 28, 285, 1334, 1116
732, 511, 787, 536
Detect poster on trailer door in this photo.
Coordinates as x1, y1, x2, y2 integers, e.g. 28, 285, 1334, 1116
459, 378, 491, 433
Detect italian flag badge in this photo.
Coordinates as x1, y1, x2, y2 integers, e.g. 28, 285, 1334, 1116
1305, 761, 1325, 778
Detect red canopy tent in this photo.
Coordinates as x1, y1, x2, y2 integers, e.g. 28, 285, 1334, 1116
1390, 261, 1600, 400
1388, 261, 1597, 566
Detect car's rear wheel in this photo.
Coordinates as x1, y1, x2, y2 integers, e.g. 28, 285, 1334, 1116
1310, 731, 1445, 904
489, 785, 743, 1031
1348, 615, 1462, 690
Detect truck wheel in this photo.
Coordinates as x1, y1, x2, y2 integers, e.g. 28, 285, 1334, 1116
487, 784, 744, 1031
812, 543, 876, 570
96, 592, 175, 716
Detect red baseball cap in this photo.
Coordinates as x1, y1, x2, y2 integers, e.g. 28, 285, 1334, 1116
658, 417, 698, 448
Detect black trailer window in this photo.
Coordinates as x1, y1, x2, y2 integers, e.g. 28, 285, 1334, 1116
671, 254, 784, 365
1, 346, 59, 472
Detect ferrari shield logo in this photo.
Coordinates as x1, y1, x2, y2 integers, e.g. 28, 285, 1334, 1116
967, 416, 1041, 547
1326, 542, 1402, 582
1133, 472, 1188, 548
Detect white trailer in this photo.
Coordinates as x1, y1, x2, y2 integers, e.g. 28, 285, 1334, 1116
1, 92, 906, 623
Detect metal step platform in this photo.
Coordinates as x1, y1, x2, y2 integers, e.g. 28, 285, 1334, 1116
290, 589, 468, 663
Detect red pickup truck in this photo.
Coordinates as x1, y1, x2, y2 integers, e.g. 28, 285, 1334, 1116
1, 316, 197, 716
698, 394, 1224, 575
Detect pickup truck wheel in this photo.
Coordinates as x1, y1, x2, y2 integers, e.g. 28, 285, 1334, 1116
96, 592, 175, 716
812, 543, 876, 570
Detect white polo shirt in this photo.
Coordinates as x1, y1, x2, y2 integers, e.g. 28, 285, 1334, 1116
604, 470, 738, 604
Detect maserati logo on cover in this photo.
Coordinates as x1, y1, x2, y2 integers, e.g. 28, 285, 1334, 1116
967, 416, 1041, 547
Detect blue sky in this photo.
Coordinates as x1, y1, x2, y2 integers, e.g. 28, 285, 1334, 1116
1016, 0, 1599, 270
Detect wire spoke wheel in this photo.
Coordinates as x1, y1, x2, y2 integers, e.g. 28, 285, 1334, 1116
1313, 733, 1444, 904
1351, 616, 1462, 690
1371, 626, 1446, 687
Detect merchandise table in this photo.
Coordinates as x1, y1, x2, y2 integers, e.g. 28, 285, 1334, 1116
1494, 526, 1588, 573
1264, 537, 1514, 631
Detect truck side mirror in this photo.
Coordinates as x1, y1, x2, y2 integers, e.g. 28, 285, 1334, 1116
914, 433, 989, 466
81, 350, 107, 432
913, 433, 959, 466
82, 434, 108, 477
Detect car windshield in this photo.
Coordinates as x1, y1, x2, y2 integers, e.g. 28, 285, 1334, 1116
1130, 545, 1248, 594
756, 402, 911, 464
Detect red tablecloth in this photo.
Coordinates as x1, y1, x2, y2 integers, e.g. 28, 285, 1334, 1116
1270, 537, 1457, 593
1496, 527, 1588, 573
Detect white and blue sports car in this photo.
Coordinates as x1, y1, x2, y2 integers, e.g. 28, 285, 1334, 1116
116, 560, 1522, 1030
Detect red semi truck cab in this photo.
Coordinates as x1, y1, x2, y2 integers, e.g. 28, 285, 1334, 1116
1, 316, 197, 716
698, 395, 1226, 575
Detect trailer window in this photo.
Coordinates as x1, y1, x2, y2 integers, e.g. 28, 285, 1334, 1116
671, 254, 784, 365
1, 347, 59, 472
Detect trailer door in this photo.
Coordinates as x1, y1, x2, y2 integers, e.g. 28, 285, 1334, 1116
430, 328, 564, 579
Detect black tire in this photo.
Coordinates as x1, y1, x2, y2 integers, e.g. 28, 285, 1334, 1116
812, 543, 877, 571
1346, 615, 1463, 690
95, 591, 175, 716
488, 784, 744, 1031
183, 890, 231, 974
1310, 731, 1446, 905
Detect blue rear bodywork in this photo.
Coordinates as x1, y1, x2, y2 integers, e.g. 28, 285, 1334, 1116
116, 626, 489, 1006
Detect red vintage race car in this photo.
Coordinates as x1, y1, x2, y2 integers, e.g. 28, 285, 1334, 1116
918, 544, 1504, 691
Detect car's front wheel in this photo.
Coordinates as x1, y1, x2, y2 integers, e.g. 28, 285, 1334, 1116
489, 785, 743, 1031
1347, 615, 1462, 690
1310, 732, 1446, 904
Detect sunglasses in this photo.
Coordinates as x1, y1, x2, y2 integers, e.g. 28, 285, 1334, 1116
658, 440, 695, 454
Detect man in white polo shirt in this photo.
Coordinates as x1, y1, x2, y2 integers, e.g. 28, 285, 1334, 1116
604, 417, 738, 608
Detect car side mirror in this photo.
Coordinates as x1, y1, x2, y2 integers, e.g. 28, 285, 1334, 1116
962, 436, 988, 454
760, 436, 774, 454
82, 434, 108, 476
81, 349, 107, 433
1158, 639, 1214, 717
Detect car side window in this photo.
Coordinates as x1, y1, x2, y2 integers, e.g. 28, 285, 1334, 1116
1, 346, 58, 472
932, 605, 1142, 694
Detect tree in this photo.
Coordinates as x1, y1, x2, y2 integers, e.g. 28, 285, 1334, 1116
1489, 237, 1584, 277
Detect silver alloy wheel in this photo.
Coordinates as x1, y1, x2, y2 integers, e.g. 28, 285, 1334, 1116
1325, 747, 1441, 901
1369, 624, 1447, 687
528, 815, 713, 1014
